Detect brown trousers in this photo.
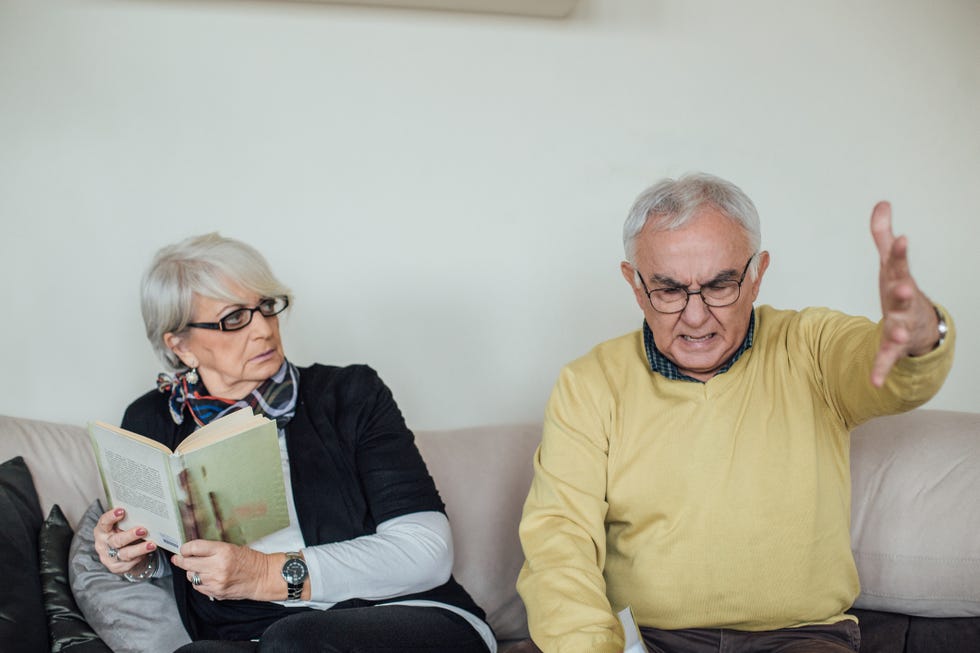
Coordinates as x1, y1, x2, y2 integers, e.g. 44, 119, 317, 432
639, 620, 860, 653
517, 619, 860, 653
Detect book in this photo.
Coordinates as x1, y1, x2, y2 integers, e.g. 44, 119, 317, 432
88, 409, 289, 553
618, 606, 650, 653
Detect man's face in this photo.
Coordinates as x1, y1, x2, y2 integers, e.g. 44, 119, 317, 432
620, 205, 769, 382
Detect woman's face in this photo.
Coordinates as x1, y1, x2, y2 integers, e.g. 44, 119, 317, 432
165, 286, 285, 399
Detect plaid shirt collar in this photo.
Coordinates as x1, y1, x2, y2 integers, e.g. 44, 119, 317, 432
642, 309, 756, 383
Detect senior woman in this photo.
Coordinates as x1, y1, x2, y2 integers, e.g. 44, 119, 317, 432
91, 233, 494, 653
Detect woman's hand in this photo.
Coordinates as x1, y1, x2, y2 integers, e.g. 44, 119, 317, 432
172, 541, 293, 602
94, 507, 157, 576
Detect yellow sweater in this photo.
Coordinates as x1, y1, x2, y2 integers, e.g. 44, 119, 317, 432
517, 305, 954, 653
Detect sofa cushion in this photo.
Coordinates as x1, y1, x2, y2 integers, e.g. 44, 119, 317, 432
851, 410, 980, 617
848, 608, 909, 653
415, 422, 541, 641
39, 504, 111, 652
0, 456, 48, 653
905, 614, 980, 652
69, 500, 191, 653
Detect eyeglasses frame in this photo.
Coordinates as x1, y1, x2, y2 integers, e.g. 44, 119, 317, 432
186, 296, 290, 332
636, 255, 756, 315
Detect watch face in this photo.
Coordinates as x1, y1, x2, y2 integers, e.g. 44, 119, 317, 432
282, 557, 308, 584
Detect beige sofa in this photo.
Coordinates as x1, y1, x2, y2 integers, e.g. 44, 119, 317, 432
2, 409, 979, 652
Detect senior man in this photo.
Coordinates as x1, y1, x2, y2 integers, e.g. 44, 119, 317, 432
517, 173, 954, 653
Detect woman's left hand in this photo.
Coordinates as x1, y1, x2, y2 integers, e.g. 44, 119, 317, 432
172, 540, 283, 602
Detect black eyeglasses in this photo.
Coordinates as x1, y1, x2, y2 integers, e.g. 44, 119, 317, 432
637, 255, 755, 314
187, 296, 289, 332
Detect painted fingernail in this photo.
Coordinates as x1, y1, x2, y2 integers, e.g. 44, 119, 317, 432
136, 528, 147, 537
114, 508, 125, 517
146, 542, 156, 551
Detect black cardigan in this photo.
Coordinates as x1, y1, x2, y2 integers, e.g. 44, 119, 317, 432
122, 363, 486, 641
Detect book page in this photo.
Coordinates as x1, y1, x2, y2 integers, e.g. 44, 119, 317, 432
89, 422, 185, 552
89, 420, 173, 454
176, 408, 265, 454
177, 418, 289, 546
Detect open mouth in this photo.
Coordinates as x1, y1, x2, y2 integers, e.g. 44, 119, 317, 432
681, 334, 715, 343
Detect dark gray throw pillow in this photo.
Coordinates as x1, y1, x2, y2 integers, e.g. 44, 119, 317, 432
0, 456, 48, 653
39, 504, 111, 652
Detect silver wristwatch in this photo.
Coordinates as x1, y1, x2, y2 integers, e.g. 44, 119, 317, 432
281, 552, 308, 602
933, 305, 948, 349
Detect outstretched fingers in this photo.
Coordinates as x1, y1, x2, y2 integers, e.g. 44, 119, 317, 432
868, 201, 938, 386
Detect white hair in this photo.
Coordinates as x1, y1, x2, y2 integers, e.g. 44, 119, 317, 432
623, 172, 763, 278
141, 233, 292, 371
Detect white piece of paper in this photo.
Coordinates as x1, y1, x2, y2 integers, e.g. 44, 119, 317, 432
617, 606, 650, 653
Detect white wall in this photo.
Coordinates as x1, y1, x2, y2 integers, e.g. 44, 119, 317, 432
1, 0, 977, 429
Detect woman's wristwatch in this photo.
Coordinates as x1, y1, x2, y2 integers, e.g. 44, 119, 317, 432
281, 552, 308, 601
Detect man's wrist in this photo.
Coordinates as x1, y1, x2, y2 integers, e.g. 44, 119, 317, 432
908, 304, 947, 357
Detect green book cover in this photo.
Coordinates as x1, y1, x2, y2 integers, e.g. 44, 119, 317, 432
89, 409, 289, 553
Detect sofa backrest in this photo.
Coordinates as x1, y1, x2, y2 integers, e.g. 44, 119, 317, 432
850, 409, 980, 617
3, 408, 978, 639
0, 415, 104, 529
415, 422, 541, 641
416, 409, 980, 638
0, 411, 542, 641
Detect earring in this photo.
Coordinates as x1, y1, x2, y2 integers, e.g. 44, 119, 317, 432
185, 368, 199, 385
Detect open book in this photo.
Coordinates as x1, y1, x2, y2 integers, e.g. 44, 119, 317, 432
89, 409, 289, 553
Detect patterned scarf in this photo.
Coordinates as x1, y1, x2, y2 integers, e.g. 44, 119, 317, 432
157, 360, 299, 428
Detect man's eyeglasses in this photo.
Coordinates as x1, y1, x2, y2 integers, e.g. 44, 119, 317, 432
637, 255, 755, 314
187, 296, 289, 332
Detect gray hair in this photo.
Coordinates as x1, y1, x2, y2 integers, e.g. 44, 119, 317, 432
141, 233, 292, 371
623, 172, 762, 277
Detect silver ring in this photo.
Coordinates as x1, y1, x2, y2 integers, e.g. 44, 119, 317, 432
107, 547, 119, 559
192, 572, 202, 586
